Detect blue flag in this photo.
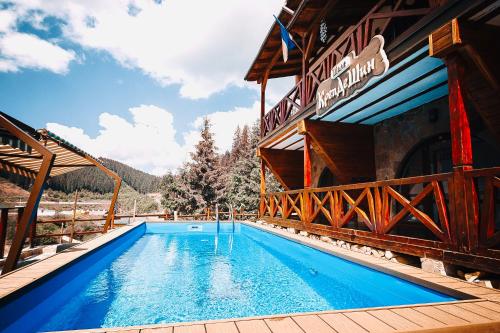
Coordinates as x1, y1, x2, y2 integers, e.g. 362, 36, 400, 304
274, 15, 295, 62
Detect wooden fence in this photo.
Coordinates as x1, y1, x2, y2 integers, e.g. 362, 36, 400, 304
0, 207, 258, 257
260, 167, 500, 273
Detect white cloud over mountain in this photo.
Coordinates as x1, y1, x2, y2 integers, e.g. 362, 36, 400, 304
1, 0, 285, 99
46, 102, 264, 176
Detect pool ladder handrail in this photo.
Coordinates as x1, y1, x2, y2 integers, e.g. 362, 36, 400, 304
229, 204, 235, 233
216, 203, 220, 234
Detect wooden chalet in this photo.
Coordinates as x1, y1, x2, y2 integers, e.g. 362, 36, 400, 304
0, 112, 122, 274
247, 0, 500, 273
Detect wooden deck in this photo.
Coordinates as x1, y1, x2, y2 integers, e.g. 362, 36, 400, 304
1, 221, 500, 333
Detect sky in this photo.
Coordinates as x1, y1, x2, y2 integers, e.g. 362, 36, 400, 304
0, 0, 293, 175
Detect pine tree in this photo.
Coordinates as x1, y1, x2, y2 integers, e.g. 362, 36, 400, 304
184, 117, 222, 210
160, 170, 201, 213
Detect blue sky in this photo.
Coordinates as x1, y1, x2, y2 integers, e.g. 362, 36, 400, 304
0, 0, 292, 175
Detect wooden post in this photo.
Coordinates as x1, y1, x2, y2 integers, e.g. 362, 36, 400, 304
3, 152, 54, 274
301, 35, 308, 109
304, 134, 312, 188
0, 209, 8, 259
69, 190, 78, 243
29, 210, 37, 248
259, 160, 266, 217
15, 207, 23, 238
260, 75, 268, 138
447, 55, 476, 252
429, 20, 476, 252
132, 199, 137, 223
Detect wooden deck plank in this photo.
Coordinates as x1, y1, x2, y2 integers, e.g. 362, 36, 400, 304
173, 324, 205, 333
391, 307, 444, 328
368, 309, 421, 330
292, 315, 336, 333
205, 321, 238, 333
414, 306, 468, 325
140, 327, 173, 333
456, 302, 500, 320
264, 317, 304, 333
455, 287, 497, 296
477, 301, 500, 313
319, 313, 367, 333
435, 304, 490, 323
344, 311, 396, 332
235, 319, 272, 333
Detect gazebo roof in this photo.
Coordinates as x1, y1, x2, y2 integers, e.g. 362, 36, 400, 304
0, 112, 101, 179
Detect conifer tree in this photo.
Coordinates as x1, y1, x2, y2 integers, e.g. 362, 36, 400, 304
184, 117, 222, 210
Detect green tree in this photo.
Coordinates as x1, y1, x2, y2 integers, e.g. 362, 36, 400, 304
184, 118, 222, 210
161, 171, 201, 213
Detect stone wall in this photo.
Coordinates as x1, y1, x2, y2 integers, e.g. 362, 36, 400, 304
373, 97, 450, 180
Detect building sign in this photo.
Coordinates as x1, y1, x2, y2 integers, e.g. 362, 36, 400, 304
316, 35, 389, 116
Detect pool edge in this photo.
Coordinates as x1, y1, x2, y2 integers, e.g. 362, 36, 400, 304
1, 221, 499, 333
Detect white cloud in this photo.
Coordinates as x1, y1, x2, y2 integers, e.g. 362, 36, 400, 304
2, 0, 284, 99
46, 102, 266, 175
4, 0, 284, 98
185, 101, 262, 155
0, 32, 76, 73
0, 10, 15, 32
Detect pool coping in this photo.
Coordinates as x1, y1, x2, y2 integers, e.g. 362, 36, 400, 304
1, 220, 499, 333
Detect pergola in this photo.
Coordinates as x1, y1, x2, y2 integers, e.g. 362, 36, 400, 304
0, 112, 121, 274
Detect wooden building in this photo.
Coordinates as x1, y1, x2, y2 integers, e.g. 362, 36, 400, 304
246, 0, 500, 273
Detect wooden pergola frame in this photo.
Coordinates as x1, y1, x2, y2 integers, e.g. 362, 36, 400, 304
0, 113, 121, 274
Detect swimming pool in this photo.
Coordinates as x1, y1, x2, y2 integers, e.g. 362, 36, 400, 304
0, 222, 455, 332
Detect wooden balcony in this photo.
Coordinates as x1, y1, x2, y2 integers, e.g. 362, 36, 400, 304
260, 0, 461, 138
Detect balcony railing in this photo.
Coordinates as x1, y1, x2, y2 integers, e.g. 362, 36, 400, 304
262, 0, 434, 137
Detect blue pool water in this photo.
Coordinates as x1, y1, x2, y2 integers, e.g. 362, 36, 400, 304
0, 223, 455, 332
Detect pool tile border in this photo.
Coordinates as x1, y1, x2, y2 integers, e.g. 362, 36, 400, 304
0, 220, 499, 333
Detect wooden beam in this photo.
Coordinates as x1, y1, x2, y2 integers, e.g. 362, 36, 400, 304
0, 160, 37, 179
258, 148, 304, 190
260, 74, 268, 138
0, 209, 7, 259
0, 153, 42, 159
298, 120, 375, 184
52, 164, 95, 167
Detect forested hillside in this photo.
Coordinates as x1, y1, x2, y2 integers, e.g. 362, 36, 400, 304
48, 158, 161, 194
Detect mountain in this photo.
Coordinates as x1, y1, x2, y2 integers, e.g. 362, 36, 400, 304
47, 158, 161, 194
0, 176, 30, 203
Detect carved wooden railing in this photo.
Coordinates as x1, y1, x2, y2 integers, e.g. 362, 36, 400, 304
262, 0, 436, 137
261, 167, 500, 261
262, 172, 452, 244
465, 167, 500, 251
263, 82, 302, 135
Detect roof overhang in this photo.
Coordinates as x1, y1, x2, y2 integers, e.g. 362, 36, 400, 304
245, 0, 374, 82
